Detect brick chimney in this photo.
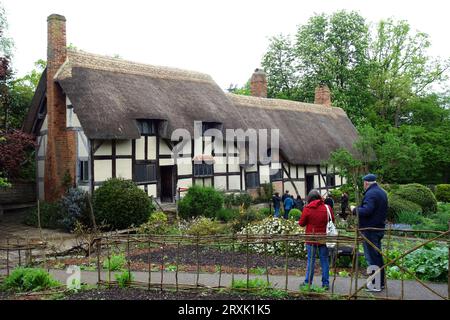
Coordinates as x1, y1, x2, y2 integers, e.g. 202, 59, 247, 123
45, 14, 76, 201
314, 83, 331, 107
250, 68, 267, 98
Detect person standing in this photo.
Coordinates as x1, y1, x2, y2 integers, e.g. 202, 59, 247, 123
340, 192, 349, 219
283, 195, 294, 219
272, 192, 282, 218
282, 190, 290, 202
352, 174, 388, 292
299, 189, 334, 290
324, 193, 334, 209
294, 195, 304, 212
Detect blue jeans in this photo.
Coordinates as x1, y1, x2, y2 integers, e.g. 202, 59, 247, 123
284, 208, 291, 219
362, 231, 385, 287
274, 206, 280, 218
304, 244, 330, 287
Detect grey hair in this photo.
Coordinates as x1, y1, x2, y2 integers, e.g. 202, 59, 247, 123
306, 189, 322, 203
366, 181, 377, 185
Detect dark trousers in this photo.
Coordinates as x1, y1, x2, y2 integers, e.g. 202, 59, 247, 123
361, 231, 385, 287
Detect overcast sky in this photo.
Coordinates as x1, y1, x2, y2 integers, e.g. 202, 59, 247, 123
2, 0, 450, 90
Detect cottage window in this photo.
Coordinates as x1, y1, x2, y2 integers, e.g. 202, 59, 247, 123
270, 169, 283, 181
246, 172, 260, 188
201, 122, 221, 135
135, 162, 157, 183
194, 163, 213, 177
326, 174, 336, 187
79, 160, 89, 182
137, 120, 156, 135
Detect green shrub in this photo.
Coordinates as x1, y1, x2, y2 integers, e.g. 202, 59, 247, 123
387, 193, 422, 222
234, 192, 252, 209
103, 254, 126, 271
178, 185, 224, 219
436, 184, 450, 202
404, 245, 448, 282
288, 208, 302, 221
231, 278, 271, 291
329, 189, 342, 201
391, 184, 437, 215
23, 202, 63, 229
93, 178, 155, 230
258, 207, 271, 216
396, 211, 424, 225
179, 217, 227, 236
2, 268, 60, 292
231, 208, 267, 232
115, 271, 134, 288
216, 208, 240, 222
138, 211, 169, 234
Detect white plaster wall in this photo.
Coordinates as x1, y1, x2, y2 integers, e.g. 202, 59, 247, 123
204, 137, 212, 155
38, 181, 44, 200
246, 164, 257, 173
203, 178, 212, 187
294, 181, 306, 198
194, 137, 202, 156
213, 138, 223, 154
147, 184, 157, 197
66, 108, 81, 128
116, 140, 132, 156
135, 137, 145, 160
213, 157, 226, 173
228, 175, 240, 190
194, 178, 203, 186
290, 164, 297, 179
41, 115, 48, 132
297, 166, 305, 179
259, 165, 270, 184
177, 160, 192, 175
214, 176, 227, 190
116, 159, 132, 179
94, 160, 112, 182
160, 158, 175, 166
307, 166, 318, 174
148, 136, 157, 160
38, 135, 46, 157
228, 157, 240, 173
159, 138, 172, 155
95, 141, 112, 156
37, 160, 45, 178
77, 132, 89, 158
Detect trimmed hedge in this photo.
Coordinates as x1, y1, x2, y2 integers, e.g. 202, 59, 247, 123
178, 185, 224, 219
436, 184, 450, 203
387, 193, 422, 222
391, 184, 437, 215
93, 178, 155, 230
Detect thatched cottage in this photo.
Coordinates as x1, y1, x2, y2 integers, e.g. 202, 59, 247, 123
23, 14, 358, 203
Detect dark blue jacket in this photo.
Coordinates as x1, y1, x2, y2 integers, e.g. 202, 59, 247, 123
272, 195, 281, 208
357, 183, 388, 230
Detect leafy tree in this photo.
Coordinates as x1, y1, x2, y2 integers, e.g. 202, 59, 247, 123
0, 129, 36, 179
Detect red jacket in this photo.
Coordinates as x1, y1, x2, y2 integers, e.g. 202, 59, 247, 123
299, 199, 335, 245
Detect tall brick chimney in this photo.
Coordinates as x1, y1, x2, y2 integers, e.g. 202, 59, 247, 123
45, 14, 76, 201
314, 83, 331, 107
250, 68, 267, 98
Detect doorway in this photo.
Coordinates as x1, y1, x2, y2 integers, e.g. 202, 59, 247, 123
306, 174, 315, 195
160, 166, 174, 203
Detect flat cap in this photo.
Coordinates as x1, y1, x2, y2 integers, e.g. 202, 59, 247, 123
363, 173, 377, 182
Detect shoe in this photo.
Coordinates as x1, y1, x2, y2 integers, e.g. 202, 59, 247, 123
364, 286, 382, 292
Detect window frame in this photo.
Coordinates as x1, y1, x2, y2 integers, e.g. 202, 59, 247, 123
245, 172, 260, 189
134, 161, 157, 183
79, 160, 89, 183
193, 163, 213, 177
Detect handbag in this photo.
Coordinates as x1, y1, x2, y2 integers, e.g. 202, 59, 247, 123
325, 204, 338, 248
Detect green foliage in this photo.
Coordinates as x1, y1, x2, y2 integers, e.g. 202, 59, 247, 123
249, 267, 267, 275
387, 193, 422, 222
0, 172, 10, 187
215, 207, 240, 222
24, 201, 63, 229
2, 268, 59, 292
258, 207, 271, 216
223, 192, 252, 209
138, 211, 169, 235
391, 184, 438, 215
179, 216, 227, 236
231, 278, 271, 291
288, 208, 302, 221
329, 189, 343, 201
103, 254, 126, 271
436, 184, 450, 202
178, 185, 224, 219
299, 284, 327, 293
231, 208, 267, 232
115, 271, 134, 288
396, 211, 424, 225
93, 178, 155, 230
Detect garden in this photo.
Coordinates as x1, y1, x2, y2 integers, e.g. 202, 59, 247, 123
0, 178, 448, 300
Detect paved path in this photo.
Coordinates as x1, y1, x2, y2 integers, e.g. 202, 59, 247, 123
4, 269, 442, 300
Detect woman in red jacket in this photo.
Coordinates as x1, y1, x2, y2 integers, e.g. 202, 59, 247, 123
299, 189, 335, 289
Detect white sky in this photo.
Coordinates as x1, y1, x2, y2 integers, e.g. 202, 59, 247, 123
2, 0, 450, 90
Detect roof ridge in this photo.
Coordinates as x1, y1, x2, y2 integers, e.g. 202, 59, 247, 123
226, 93, 345, 115
60, 49, 214, 83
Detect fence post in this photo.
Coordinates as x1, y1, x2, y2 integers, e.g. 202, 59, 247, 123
6, 238, 9, 276
96, 238, 102, 287
448, 220, 450, 300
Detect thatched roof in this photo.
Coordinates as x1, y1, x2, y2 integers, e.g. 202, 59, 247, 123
26, 49, 359, 165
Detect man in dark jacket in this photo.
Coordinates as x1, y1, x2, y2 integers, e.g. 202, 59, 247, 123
352, 174, 388, 292
272, 192, 282, 218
